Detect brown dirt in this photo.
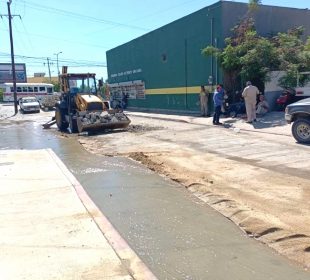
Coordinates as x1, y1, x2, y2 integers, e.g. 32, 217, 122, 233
128, 150, 310, 268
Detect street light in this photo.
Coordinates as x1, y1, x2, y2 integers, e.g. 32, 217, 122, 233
54, 51, 62, 76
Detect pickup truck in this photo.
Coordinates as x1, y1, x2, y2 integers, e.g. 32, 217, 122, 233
285, 97, 310, 143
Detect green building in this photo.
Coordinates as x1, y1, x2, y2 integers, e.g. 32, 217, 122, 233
106, 1, 310, 113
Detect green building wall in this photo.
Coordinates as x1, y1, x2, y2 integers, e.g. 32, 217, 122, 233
106, 2, 223, 112
107, 0, 310, 113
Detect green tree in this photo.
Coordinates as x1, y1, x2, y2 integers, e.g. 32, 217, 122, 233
239, 31, 279, 91
42, 78, 60, 92
202, 1, 310, 93
274, 27, 310, 88
0, 88, 3, 102
248, 0, 262, 12
202, 0, 285, 93
202, 13, 278, 92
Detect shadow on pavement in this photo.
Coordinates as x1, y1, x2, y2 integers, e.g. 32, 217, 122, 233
252, 112, 286, 129
222, 112, 286, 130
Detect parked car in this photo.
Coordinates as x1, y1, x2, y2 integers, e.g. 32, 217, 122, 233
276, 89, 295, 111
19, 97, 40, 113
285, 97, 310, 144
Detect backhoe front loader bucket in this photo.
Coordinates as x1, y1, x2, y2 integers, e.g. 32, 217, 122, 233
76, 110, 131, 133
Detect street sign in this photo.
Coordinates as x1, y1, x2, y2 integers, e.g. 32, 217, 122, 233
0, 63, 27, 83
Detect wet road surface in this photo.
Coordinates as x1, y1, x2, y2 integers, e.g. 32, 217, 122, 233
0, 120, 309, 280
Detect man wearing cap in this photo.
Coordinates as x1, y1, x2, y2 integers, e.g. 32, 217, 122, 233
242, 81, 259, 123
213, 84, 224, 125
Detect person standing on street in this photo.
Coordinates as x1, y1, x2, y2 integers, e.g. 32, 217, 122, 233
213, 84, 224, 125
242, 81, 259, 123
199, 85, 209, 117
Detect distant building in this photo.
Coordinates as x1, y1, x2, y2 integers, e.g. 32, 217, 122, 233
27, 76, 58, 84
33, 72, 46, 77
106, 1, 310, 112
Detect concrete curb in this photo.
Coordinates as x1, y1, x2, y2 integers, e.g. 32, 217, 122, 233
48, 149, 157, 280
126, 112, 189, 124
127, 112, 292, 137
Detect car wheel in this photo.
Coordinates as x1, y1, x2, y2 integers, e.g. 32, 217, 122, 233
292, 118, 310, 144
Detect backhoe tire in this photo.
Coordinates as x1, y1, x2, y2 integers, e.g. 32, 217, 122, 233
292, 118, 310, 144
55, 107, 69, 131
69, 118, 78, 133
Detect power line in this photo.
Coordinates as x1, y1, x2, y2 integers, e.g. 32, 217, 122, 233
0, 52, 107, 67
86, 0, 208, 35
0, 25, 112, 50
16, 0, 150, 32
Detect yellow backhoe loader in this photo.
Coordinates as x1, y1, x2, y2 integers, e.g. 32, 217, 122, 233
44, 67, 130, 133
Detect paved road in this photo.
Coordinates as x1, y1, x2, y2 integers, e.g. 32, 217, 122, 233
0, 119, 309, 279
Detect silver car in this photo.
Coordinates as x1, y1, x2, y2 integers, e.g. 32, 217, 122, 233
19, 97, 40, 113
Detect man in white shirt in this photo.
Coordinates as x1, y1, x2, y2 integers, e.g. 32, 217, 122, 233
242, 81, 259, 123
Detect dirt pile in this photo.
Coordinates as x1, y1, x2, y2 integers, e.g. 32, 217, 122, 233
129, 150, 310, 269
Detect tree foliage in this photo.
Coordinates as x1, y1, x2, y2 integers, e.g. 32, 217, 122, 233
202, 9, 278, 92
202, 1, 310, 92
43, 79, 60, 92
273, 27, 310, 88
248, 0, 262, 13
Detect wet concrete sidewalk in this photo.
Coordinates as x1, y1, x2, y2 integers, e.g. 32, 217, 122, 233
0, 149, 155, 280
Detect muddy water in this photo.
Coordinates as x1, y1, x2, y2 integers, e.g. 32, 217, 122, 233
0, 120, 309, 280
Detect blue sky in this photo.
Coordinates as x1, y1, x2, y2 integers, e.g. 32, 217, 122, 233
0, 0, 309, 80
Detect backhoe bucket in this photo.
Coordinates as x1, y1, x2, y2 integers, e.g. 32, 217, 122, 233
76, 111, 131, 133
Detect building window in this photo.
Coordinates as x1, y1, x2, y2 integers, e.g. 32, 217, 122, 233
109, 80, 145, 100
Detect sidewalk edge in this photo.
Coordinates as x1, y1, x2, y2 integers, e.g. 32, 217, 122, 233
127, 112, 291, 137
47, 149, 157, 280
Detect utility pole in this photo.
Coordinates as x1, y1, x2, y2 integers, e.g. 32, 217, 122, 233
0, 1, 21, 114
46, 58, 52, 82
54, 51, 62, 83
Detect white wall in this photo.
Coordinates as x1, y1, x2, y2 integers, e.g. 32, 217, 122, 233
264, 71, 285, 111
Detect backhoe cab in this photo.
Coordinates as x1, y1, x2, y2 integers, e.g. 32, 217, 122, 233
55, 68, 130, 133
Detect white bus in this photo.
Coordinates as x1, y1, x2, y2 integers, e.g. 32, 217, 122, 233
1, 83, 54, 102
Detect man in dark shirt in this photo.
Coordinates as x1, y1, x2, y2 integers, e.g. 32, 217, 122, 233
213, 84, 224, 125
